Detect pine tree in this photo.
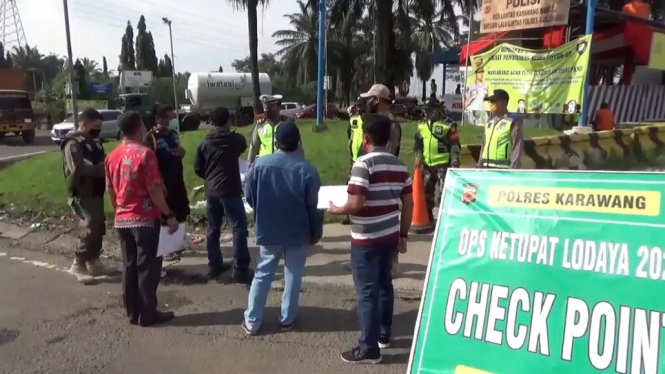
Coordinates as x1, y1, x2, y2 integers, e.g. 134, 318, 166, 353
135, 15, 147, 70
74, 59, 87, 99
0, 42, 6, 68
218, 66, 224, 72
119, 21, 136, 70
145, 31, 159, 74
162, 54, 173, 76
102, 56, 108, 78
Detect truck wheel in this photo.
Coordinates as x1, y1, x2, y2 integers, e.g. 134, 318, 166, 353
21, 130, 36, 144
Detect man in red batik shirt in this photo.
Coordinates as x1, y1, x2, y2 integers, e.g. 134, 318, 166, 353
105, 111, 179, 327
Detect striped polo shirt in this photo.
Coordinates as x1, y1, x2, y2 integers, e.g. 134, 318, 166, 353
347, 148, 413, 247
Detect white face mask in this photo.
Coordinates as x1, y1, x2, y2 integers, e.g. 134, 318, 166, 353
168, 118, 179, 131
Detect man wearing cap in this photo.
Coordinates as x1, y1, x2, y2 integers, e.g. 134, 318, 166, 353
247, 94, 284, 163
242, 122, 324, 335
359, 84, 401, 157
465, 63, 489, 126
477, 89, 524, 169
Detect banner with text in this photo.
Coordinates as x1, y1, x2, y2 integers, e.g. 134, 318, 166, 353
480, 0, 570, 33
650, 32, 665, 71
465, 35, 591, 115
408, 169, 665, 374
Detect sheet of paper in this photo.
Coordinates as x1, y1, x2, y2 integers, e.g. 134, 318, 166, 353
317, 185, 348, 210
157, 223, 186, 257
239, 159, 249, 183
240, 185, 348, 214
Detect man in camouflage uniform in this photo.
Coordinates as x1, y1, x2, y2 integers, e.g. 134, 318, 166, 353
414, 100, 461, 222
61, 108, 116, 284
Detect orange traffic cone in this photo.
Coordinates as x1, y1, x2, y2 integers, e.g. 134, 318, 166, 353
410, 168, 434, 234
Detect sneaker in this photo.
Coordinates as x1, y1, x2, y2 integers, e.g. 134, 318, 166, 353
207, 262, 231, 279
86, 258, 117, 277
232, 268, 254, 285
378, 338, 390, 349
241, 321, 258, 336
69, 260, 94, 284
280, 318, 297, 331
340, 347, 382, 364
140, 311, 175, 327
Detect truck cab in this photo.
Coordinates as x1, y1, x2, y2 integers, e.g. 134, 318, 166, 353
118, 93, 198, 132
0, 89, 36, 144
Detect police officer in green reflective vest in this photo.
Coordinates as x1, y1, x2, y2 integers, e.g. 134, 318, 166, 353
477, 89, 524, 169
341, 98, 367, 226
61, 108, 116, 284
247, 94, 284, 163
414, 100, 461, 222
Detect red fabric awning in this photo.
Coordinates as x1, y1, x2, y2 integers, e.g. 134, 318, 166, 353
459, 31, 511, 64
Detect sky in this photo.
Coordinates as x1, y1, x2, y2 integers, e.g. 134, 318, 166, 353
14, 0, 464, 96
15, 0, 300, 73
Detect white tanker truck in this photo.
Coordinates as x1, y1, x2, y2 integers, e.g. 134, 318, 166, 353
183, 72, 272, 128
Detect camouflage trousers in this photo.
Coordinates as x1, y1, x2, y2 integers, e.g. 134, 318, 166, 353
422, 164, 448, 222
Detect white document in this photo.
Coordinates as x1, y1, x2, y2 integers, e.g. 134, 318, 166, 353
317, 185, 348, 210
157, 224, 186, 257
239, 159, 249, 183
240, 185, 348, 214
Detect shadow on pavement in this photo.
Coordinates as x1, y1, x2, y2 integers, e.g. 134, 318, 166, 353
305, 260, 427, 281
168, 306, 418, 336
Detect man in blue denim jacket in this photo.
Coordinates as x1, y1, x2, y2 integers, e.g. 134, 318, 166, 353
242, 121, 324, 335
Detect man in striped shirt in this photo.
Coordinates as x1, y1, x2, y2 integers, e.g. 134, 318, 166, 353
329, 113, 414, 364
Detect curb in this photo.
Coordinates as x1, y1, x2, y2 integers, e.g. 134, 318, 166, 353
0, 151, 48, 169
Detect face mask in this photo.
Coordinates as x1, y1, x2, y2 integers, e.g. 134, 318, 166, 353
89, 128, 102, 138
169, 118, 179, 130
367, 100, 379, 114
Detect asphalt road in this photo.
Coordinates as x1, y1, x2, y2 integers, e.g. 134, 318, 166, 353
0, 131, 58, 161
0, 244, 418, 373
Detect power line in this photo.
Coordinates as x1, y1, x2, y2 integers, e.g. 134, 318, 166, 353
29, 0, 250, 54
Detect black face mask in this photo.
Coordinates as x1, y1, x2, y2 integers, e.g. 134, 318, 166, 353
367, 101, 379, 114
89, 128, 102, 139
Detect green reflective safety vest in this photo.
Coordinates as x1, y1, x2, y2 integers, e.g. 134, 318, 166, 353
481, 117, 513, 169
349, 116, 364, 161
417, 122, 452, 167
257, 122, 279, 157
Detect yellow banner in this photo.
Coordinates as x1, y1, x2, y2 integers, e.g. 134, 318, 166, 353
649, 32, 665, 70
65, 99, 107, 113
487, 185, 661, 216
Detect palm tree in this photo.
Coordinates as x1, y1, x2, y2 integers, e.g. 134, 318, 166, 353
411, 0, 463, 100
10, 45, 44, 70
272, 0, 319, 85
226, 0, 271, 115
80, 58, 102, 80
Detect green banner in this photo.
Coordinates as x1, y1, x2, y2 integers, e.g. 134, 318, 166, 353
409, 169, 665, 374
464, 35, 592, 115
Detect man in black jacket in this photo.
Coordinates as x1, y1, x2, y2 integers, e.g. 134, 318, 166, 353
194, 107, 253, 284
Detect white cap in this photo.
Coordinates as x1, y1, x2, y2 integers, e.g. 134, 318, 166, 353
260, 94, 283, 104
359, 84, 391, 100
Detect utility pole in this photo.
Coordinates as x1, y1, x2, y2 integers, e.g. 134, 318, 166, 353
62, 0, 78, 124
162, 17, 180, 132
315, 0, 326, 130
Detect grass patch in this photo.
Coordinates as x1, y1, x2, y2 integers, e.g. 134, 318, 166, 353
0, 119, 560, 221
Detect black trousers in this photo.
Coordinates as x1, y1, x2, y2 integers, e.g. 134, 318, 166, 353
117, 222, 162, 322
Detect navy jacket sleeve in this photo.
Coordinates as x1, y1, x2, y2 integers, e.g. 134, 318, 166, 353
305, 165, 324, 245
194, 142, 206, 179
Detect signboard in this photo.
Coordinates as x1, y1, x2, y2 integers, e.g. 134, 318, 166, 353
65, 99, 108, 114
408, 169, 665, 374
121, 70, 153, 88
649, 32, 665, 71
465, 35, 591, 116
89, 82, 114, 94
480, 0, 570, 33
443, 94, 463, 113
